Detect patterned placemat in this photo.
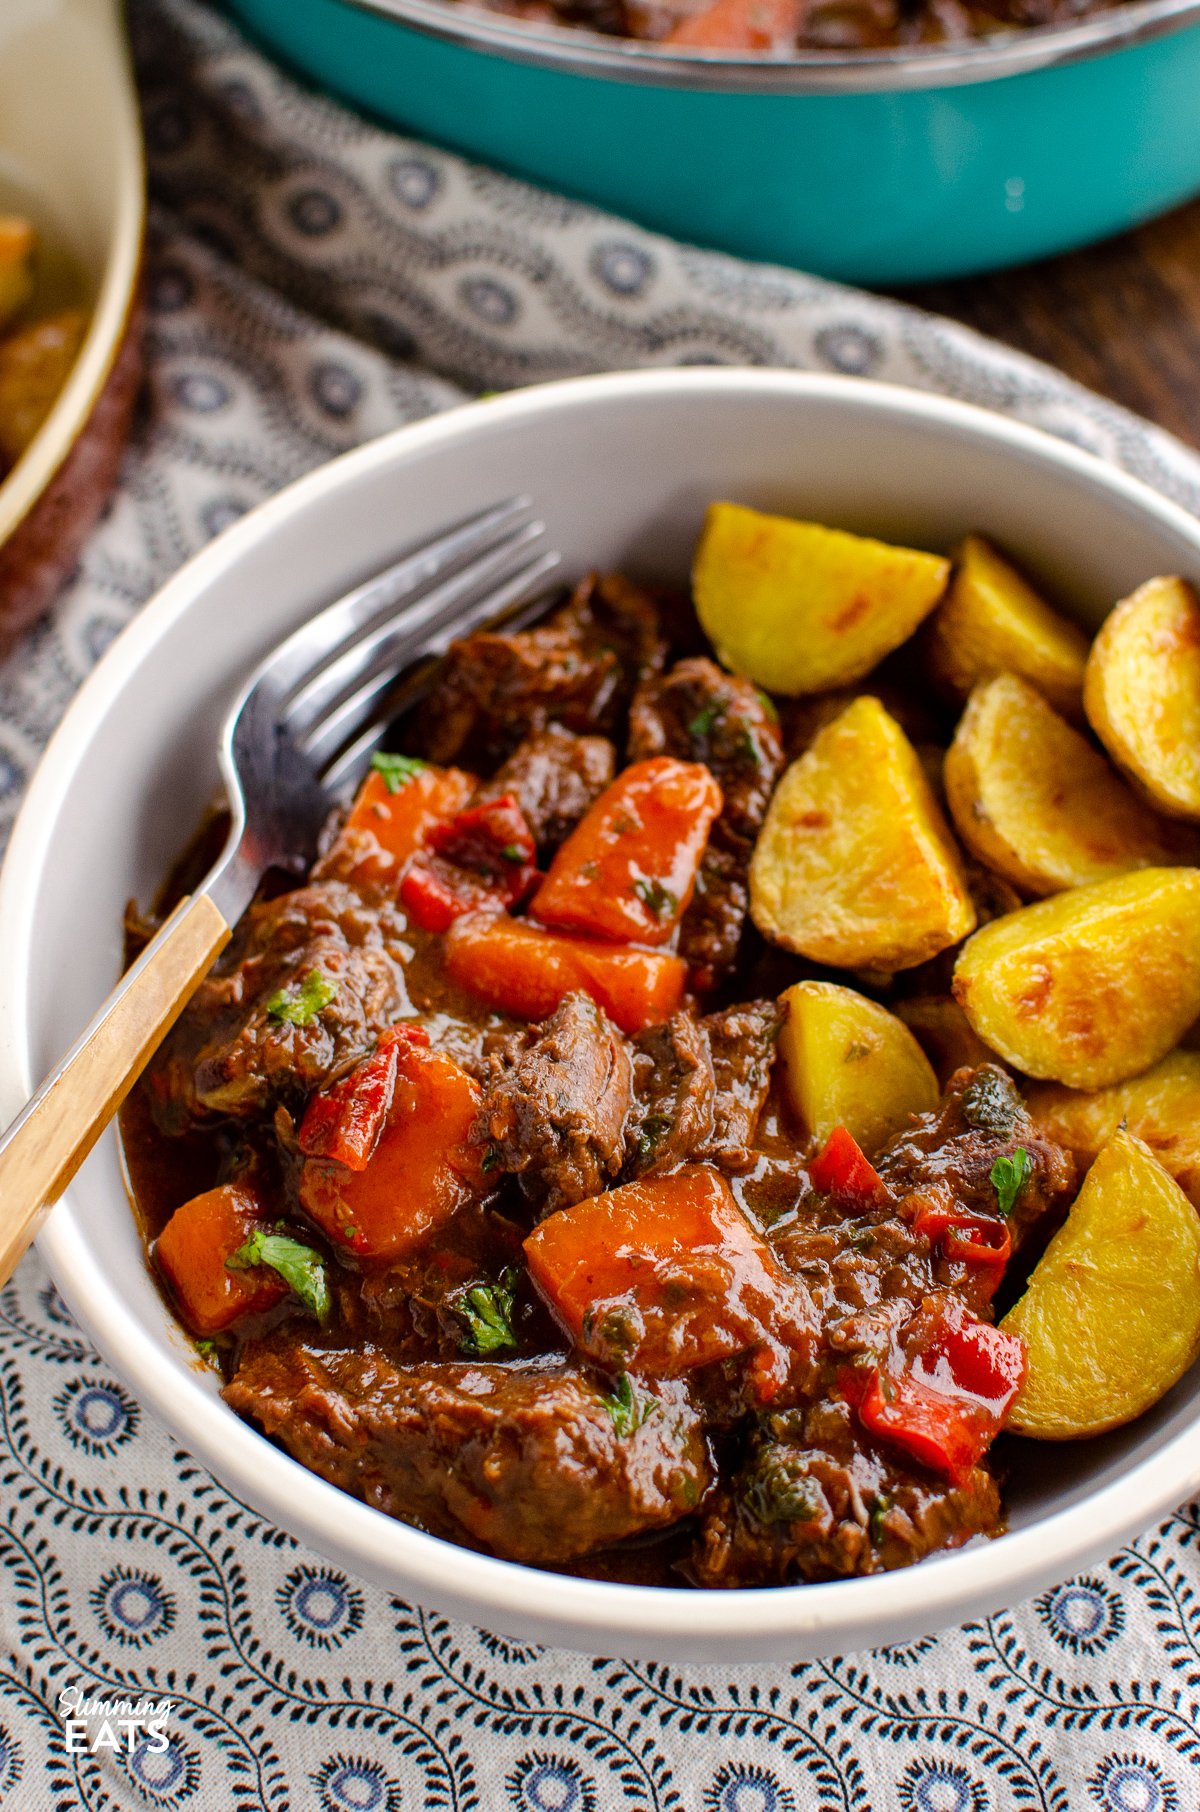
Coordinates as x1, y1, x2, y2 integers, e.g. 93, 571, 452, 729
3, 1, 1200, 1805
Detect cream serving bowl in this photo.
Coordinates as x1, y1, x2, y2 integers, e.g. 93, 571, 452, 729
4, 369, 1200, 1663
0, 0, 144, 651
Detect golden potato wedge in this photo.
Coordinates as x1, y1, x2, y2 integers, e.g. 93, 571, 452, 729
1084, 576, 1200, 821
0, 216, 34, 333
895, 994, 1003, 1087
692, 501, 949, 696
944, 672, 1187, 896
1001, 1128, 1200, 1438
1026, 1050, 1200, 1208
953, 866, 1200, 1088
0, 306, 87, 469
922, 535, 1089, 720
777, 980, 939, 1155
750, 696, 976, 970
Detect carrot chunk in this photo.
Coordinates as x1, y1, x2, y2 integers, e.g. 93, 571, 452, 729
665, 0, 801, 48
444, 911, 686, 1035
299, 1038, 485, 1258
524, 1166, 815, 1382
321, 759, 474, 888
532, 757, 722, 945
156, 1181, 288, 1335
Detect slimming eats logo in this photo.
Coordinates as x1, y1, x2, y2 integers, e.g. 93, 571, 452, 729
58, 1686, 173, 1755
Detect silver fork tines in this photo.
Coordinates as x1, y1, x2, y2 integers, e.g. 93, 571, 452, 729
205, 497, 562, 925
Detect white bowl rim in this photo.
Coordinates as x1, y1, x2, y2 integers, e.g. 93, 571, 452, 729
0, 0, 145, 549
7, 366, 1200, 1653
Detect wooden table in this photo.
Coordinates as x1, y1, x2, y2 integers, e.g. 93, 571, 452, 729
906, 195, 1200, 452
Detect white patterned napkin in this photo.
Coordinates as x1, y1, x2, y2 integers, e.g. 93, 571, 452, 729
2, 2, 1200, 1805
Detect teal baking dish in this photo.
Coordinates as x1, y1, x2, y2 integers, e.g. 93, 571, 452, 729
224, 0, 1200, 284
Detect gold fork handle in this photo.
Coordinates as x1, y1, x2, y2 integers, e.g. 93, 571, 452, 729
0, 892, 231, 1286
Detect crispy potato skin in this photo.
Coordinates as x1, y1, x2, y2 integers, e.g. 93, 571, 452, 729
953, 867, 1200, 1088
692, 502, 949, 697
922, 535, 1088, 720
944, 672, 1187, 897
1027, 1050, 1200, 1208
750, 696, 976, 971
1001, 1128, 1200, 1439
1084, 576, 1200, 821
776, 980, 939, 1156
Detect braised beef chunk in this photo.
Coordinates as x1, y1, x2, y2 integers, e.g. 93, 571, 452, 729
629, 659, 784, 986
628, 658, 781, 841
147, 882, 410, 1132
692, 1406, 1001, 1587
625, 1013, 715, 1179
416, 572, 667, 768
474, 993, 633, 1213
473, 724, 616, 853
877, 1063, 1077, 1251
224, 1340, 710, 1564
701, 1000, 780, 1166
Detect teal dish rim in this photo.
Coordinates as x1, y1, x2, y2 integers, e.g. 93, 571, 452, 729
331, 0, 1200, 89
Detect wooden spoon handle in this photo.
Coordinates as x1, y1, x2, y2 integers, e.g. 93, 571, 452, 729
0, 892, 230, 1285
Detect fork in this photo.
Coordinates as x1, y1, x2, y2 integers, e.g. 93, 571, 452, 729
0, 497, 561, 1286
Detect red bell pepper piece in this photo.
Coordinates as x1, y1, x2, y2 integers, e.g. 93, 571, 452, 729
912, 1201, 1012, 1272
851, 1299, 1027, 1485
298, 1024, 429, 1171
401, 793, 540, 930
809, 1126, 886, 1202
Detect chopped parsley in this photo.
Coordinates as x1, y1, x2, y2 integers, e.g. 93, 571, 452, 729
632, 876, 677, 919
266, 969, 338, 1026
688, 699, 726, 740
601, 1372, 657, 1438
371, 750, 427, 794
636, 1113, 671, 1164
227, 1229, 330, 1322
451, 1270, 517, 1356
869, 1492, 892, 1545
480, 1144, 500, 1174
194, 1338, 222, 1372
990, 1147, 1032, 1217
500, 843, 526, 863
754, 687, 779, 725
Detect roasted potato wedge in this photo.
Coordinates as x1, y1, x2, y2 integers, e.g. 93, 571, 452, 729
922, 535, 1089, 720
692, 501, 949, 696
750, 696, 976, 970
1026, 1050, 1200, 1208
1001, 1128, 1200, 1438
1083, 576, 1200, 821
895, 993, 1002, 1087
777, 980, 939, 1155
0, 306, 87, 470
0, 216, 34, 333
953, 866, 1200, 1087
944, 672, 1187, 896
